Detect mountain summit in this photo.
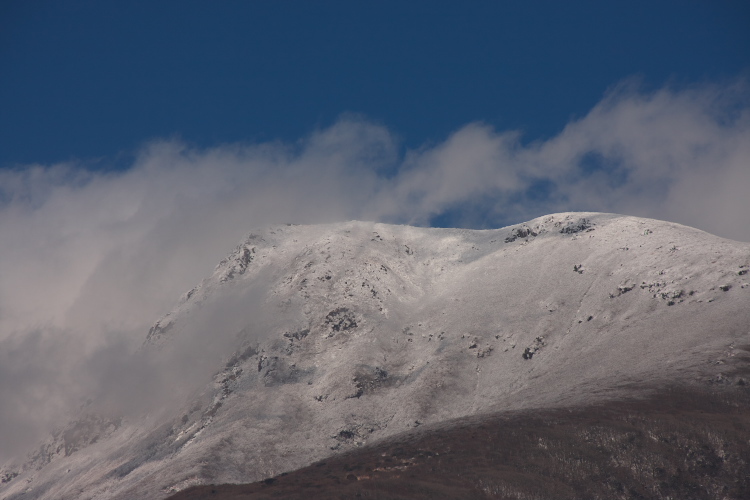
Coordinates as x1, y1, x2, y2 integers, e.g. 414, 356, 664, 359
2, 213, 749, 499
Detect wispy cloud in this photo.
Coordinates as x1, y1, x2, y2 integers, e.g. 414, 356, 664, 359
0, 79, 748, 462
373, 78, 750, 233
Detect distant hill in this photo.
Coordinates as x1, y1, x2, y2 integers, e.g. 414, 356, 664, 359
2, 213, 749, 499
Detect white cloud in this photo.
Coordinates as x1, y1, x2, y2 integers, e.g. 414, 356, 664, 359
375, 79, 750, 232
0, 79, 748, 462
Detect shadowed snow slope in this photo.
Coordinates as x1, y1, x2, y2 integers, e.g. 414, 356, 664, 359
2, 212, 749, 500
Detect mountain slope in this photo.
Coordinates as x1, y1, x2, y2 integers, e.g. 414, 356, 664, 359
2, 212, 749, 499
169, 386, 750, 500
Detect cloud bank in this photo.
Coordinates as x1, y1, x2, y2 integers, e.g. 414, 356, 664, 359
1, 79, 748, 462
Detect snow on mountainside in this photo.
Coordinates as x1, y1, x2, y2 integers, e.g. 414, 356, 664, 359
1, 212, 749, 500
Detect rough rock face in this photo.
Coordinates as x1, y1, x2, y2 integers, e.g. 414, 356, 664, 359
2, 212, 749, 500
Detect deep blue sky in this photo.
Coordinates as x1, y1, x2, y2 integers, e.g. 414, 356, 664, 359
1, 0, 748, 168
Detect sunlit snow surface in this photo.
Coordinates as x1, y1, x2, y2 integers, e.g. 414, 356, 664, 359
2, 212, 749, 499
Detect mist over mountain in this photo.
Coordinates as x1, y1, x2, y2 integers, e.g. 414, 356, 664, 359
1, 212, 748, 499
2, 82, 748, 470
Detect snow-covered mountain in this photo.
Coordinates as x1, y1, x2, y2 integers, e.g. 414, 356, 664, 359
2, 212, 749, 499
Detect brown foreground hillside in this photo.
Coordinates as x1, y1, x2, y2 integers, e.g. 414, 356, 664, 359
169, 383, 750, 500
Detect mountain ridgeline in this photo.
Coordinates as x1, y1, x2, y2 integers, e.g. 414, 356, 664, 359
2, 213, 749, 500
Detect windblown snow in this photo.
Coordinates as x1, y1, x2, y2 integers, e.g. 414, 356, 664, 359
2, 212, 749, 499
